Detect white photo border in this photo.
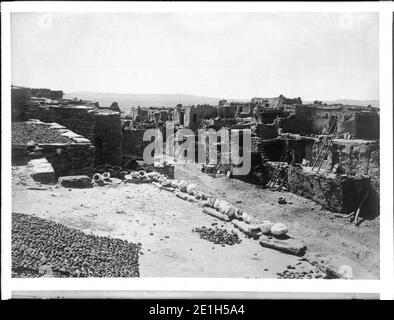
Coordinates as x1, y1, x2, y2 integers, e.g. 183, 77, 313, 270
1, 1, 393, 300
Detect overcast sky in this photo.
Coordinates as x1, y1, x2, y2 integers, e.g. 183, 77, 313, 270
11, 12, 379, 101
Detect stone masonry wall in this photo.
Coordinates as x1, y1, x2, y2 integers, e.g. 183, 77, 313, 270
39, 143, 95, 177
122, 127, 166, 160
337, 112, 379, 140
94, 112, 122, 166
287, 167, 373, 214
333, 139, 380, 192
12, 121, 95, 177
122, 128, 150, 160
311, 139, 379, 190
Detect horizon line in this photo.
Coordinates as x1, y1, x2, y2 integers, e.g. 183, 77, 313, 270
11, 83, 380, 103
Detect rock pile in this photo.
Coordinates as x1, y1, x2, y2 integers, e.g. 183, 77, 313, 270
12, 213, 141, 277
192, 226, 241, 246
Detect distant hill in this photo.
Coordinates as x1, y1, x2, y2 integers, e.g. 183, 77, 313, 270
305, 99, 379, 108
64, 92, 379, 113
64, 92, 249, 113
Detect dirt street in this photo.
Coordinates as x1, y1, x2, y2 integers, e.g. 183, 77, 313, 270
11, 162, 379, 279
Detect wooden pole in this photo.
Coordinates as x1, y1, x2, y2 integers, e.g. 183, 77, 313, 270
354, 189, 370, 225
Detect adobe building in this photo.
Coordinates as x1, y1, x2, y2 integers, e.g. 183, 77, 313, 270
174, 104, 218, 131
232, 102, 257, 118
267, 94, 302, 108
218, 105, 237, 119
278, 134, 316, 164
12, 86, 122, 168
337, 111, 379, 140
278, 103, 379, 138
251, 97, 265, 104
310, 138, 379, 190
218, 99, 229, 106
253, 104, 288, 124
306, 104, 343, 133
31, 88, 64, 100
11, 85, 31, 121
129, 106, 149, 122
146, 107, 173, 123
278, 104, 340, 135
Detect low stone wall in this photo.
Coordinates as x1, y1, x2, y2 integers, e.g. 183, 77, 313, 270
39, 143, 95, 177
287, 167, 371, 213
311, 139, 380, 192
12, 121, 95, 177
265, 163, 378, 216
24, 104, 96, 142
333, 139, 379, 191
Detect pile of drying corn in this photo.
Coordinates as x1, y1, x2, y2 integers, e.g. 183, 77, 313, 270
12, 122, 72, 145
276, 264, 326, 279
192, 226, 242, 246
12, 213, 141, 278
276, 269, 325, 279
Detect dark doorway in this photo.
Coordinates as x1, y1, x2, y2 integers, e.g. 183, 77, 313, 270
94, 137, 103, 165
94, 137, 103, 150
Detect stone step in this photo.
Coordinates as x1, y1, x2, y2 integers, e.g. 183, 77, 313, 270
28, 158, 57, 184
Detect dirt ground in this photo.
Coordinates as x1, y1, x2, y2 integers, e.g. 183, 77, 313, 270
11, 162, 379, 279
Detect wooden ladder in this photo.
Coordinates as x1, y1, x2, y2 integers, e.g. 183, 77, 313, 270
267, 151, 287, 188
311, 120, 337, 173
